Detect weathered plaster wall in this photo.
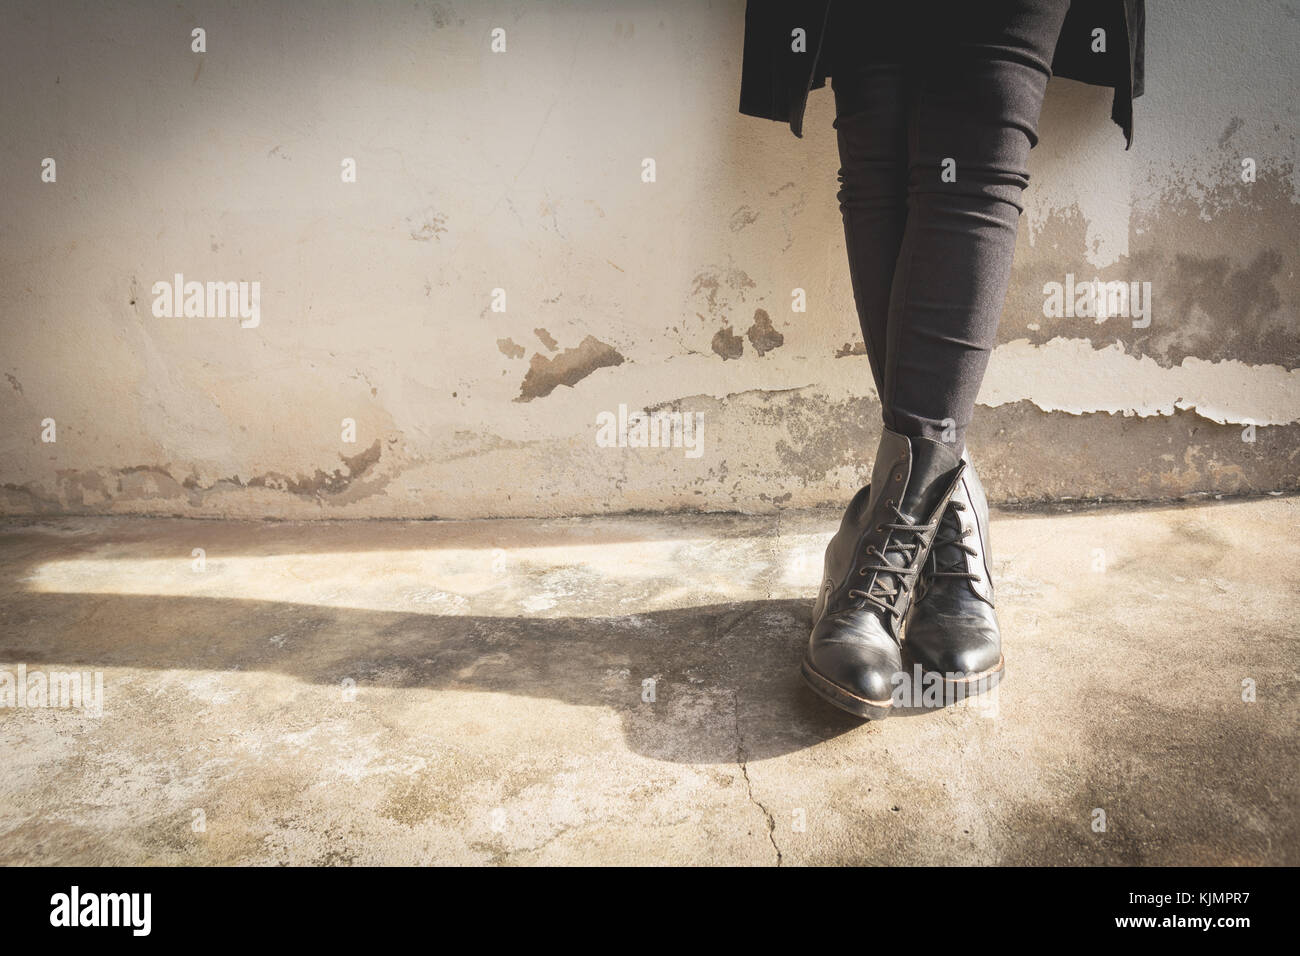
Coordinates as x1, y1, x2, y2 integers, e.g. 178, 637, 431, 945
1, 0, 1297, 518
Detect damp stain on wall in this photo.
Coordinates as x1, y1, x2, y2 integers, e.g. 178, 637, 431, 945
711, 326, 744, 360
1, 441, 393, 514
745, 309, 785, 356
497, 337, 526, 359
247, 440, 385, 498
1012, 169, 1298, 369
516, 335, 625, 402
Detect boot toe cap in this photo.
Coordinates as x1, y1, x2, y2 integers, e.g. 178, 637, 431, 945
906, 605, 1002, 678
807, 616, 903, 704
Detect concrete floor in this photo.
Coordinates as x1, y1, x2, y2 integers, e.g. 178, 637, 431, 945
0, 497, 1296, 865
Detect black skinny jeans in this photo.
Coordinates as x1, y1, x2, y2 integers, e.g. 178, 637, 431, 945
830, 0, 1072, 452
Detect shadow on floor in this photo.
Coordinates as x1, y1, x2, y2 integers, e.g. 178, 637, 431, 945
1, 581, 907, 762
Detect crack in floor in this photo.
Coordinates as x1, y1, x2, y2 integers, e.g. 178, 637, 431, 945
733, 689, 782, 866
767, 510, 782, 602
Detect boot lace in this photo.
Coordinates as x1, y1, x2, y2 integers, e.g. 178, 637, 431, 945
846, 499, 937, 619
929, 501, 980, 581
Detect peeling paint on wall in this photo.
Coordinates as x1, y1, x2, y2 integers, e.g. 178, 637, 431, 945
516, 336, 625, 402
711, 326, 744, 361
983, 339, 1300, 426
1015, 170, 1298, 369
745, 309, 785, 356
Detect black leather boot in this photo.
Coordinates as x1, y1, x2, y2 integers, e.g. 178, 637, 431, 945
801, 428, 965, 718
904, 450, 1004, 695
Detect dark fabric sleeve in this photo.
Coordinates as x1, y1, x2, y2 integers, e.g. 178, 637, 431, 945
737, 0, 832, 138
1051, 0, 1141, 149
1130, 0, 1146, 98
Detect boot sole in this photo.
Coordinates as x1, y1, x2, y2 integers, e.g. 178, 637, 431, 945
800, 656, 893, 720
914, 654, 1005, 694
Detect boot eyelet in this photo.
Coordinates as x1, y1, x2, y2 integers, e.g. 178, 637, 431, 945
857, 567, 868, 575
894, 473, 902, 482
875, 524, 884, 533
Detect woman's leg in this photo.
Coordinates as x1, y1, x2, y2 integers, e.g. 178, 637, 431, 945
804, 1, 1072, 717
898, 0, 1073, 689
885, 0, 1072, 452
831, 62, 909, 403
